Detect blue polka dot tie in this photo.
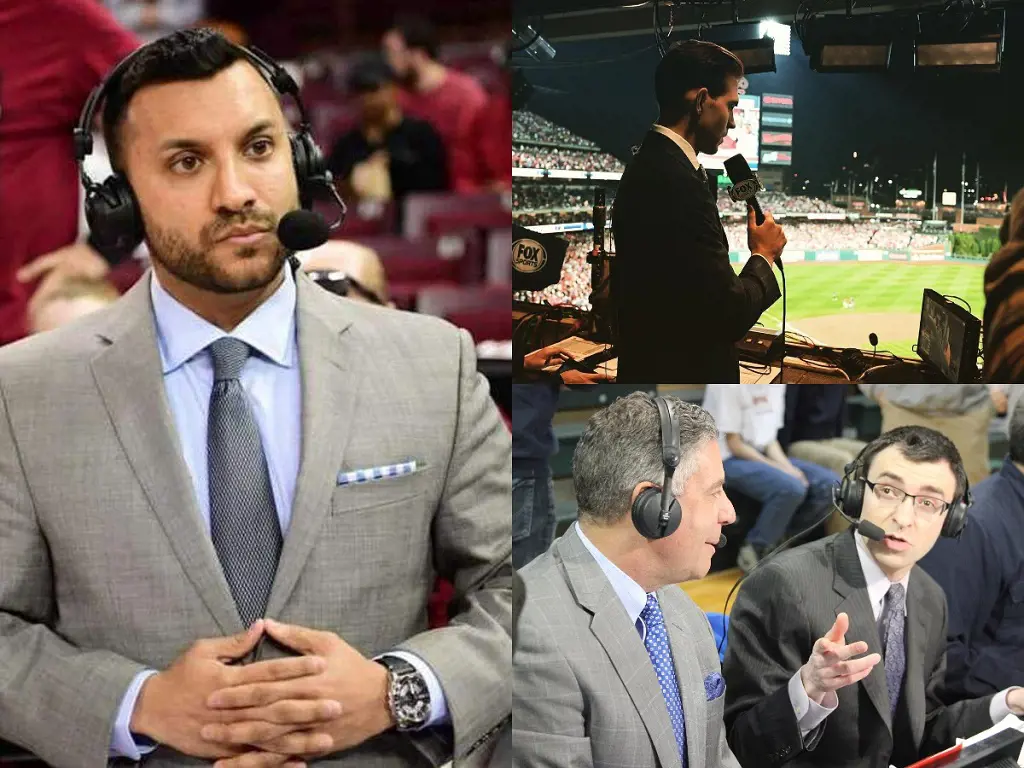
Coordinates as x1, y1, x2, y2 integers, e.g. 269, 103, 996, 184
640, 594, 688, 766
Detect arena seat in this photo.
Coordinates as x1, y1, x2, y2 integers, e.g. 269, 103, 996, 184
403, 191, 509, 239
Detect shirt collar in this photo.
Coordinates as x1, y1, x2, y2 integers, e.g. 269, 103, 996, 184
150, 265, 298, 375
652, 124, 702, 171
575, 522, 649, 627
855, 531, 910, 617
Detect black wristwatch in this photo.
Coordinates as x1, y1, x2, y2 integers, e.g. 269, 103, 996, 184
376, 656, 432, 731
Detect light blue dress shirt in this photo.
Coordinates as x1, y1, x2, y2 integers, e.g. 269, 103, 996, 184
111, 268, 447, 758
575, 523, 652, 640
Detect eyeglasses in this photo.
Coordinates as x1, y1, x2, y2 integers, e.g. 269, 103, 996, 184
306, 270, 385, 306
864, 479, 950, 519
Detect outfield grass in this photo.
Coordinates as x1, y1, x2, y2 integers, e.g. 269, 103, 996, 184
733, 261, 986, 358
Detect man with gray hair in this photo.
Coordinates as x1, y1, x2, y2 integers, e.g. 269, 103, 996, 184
512, 392, 741, 767
919, 395, 1024, 699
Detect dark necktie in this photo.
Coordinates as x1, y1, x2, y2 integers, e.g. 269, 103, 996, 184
880, 583, 907, 719
698, 164, 708, 184
207, 337, 283, 626
639, 594, 688, 766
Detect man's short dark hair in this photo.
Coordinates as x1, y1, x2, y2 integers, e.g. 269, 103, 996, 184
655, 39, 744, 125
348, 55, 396, 94
101, 28, 259, 170
391, 14, 439, 60
857, 425, 968, 503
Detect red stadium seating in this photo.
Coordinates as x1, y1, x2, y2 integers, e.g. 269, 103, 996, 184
403, 190, 510, 239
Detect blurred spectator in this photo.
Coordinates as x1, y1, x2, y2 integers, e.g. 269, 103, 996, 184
301, 239, 393, 308
0, 0, 140, 347
512, 110, 599, 149
102, 0, 204, 43
702, 384, 840, 573
473, 68, 512, 191
383, 14, 488, 192
326, 56, 447, 214
918, 395, 1024, 700
984, 186, 1024, 381
28, 277, 120, 334
858, 385, 996, 486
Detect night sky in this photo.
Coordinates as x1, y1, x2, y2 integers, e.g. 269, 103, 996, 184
515, 6, 1024, 203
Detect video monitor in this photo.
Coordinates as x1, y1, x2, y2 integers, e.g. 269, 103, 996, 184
917, 289, 981, 383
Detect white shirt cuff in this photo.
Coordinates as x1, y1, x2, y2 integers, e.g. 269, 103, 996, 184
376, 651, 450, 728
990, 687, 1018, 723
110, 669, 160, 759
751, 253, 771, 265
789, 670, 838, 738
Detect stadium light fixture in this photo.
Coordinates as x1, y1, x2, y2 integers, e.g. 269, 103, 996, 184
803, 14, 894, 73
759, 20, 792, 56
915, 7, 1005, 72
725, 36, 777, 74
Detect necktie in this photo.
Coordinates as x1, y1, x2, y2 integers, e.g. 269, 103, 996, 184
640, 594, 688, 766
698, 165, 708, 184
207, 337, 283, 626
880, 583, 907, 719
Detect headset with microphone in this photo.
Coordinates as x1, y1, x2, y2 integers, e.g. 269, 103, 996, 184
833, 443, 971, 541
73, 36, 346, 259
632, 394, 727, 549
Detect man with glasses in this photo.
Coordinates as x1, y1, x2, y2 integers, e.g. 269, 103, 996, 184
721, 426, 1024, 768
302, 240, 393, 307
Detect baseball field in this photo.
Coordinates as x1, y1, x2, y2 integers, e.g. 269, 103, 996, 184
735, 260, 987, 359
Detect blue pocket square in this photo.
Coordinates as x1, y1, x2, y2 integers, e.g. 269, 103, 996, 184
337, 460, 418, 486
704, 672, 725, 701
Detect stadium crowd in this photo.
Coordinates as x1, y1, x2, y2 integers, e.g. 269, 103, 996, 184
512, 183, 614, 212
723, 220, 945, 253
717, 189, 845, 215
512, 110, 600, 149
512, 145, 625, 173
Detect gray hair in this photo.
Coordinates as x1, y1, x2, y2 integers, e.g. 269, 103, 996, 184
573, 392, 719, 525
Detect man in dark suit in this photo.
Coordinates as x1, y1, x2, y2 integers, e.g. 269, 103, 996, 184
611, 39, 786, 383
723, 426, 1024, 768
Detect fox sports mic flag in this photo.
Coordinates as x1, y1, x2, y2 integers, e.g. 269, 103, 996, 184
512, 223, 568, 291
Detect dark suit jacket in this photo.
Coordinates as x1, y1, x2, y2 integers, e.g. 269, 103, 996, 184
723, 529, 995, 768
611, 130, 781, 383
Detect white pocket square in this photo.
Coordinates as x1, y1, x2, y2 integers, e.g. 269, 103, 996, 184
337, 460, 419, 486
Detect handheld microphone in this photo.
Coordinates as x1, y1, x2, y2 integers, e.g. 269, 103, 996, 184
724, 153, 766, 226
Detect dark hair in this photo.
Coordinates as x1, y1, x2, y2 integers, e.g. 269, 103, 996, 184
857, 425, 967, 502
348, 55, 396, 94
101, 28, 260, 170
391, 14, 439, 60
655, 39, 744, 125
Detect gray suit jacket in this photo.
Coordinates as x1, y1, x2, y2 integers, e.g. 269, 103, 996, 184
513, 524, 740, 768
0, 267, 511, 768
723, 529, 994, 768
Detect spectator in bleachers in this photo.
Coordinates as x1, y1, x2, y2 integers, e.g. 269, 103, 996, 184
27, 276, 121, 335
0, 0, 141, 347
858, 385, 996, 486
918, 396, 1024, 701
512, 110, 600, 149
326, 56, 447, 214
702, 385, 840, 573
512, 146, 624, 173
779, 385, 866, 535
301, 239, 393, 308
383, 14, 488, 192
102, 0, 205, 43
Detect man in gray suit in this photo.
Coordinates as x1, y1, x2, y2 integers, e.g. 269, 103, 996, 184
0, 29, 510, 768
514, 392, 741, 768
724, 426, 1024, 768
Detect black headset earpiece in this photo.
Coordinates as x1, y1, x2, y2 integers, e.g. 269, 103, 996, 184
834, 450, 970, 540
631, 396, 683, 540
74, 39, 333, 255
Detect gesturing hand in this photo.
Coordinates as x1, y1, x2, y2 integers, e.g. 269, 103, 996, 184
799, 613, 881, 706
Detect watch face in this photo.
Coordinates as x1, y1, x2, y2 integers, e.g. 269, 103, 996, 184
391, 666, 431, 728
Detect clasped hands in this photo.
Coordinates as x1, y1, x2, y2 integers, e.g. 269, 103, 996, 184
131, 619, 396, 768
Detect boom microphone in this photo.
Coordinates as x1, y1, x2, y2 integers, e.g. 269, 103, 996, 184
717, 533, 727, 548
277, 210, 329, 251
724, 153, 766, 226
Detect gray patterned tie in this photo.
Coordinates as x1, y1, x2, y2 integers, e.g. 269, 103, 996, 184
880, 583, 907, 719
698, 165, 708, 184
207, 337, 283, 627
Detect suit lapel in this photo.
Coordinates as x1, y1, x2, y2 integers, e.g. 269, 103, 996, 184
560, 528, 682, 768
90, 274, 243, 634
264, 272, 361, 618
663, 587, 707, 768
831, 531, 892, 733
903, 573, 930, 746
